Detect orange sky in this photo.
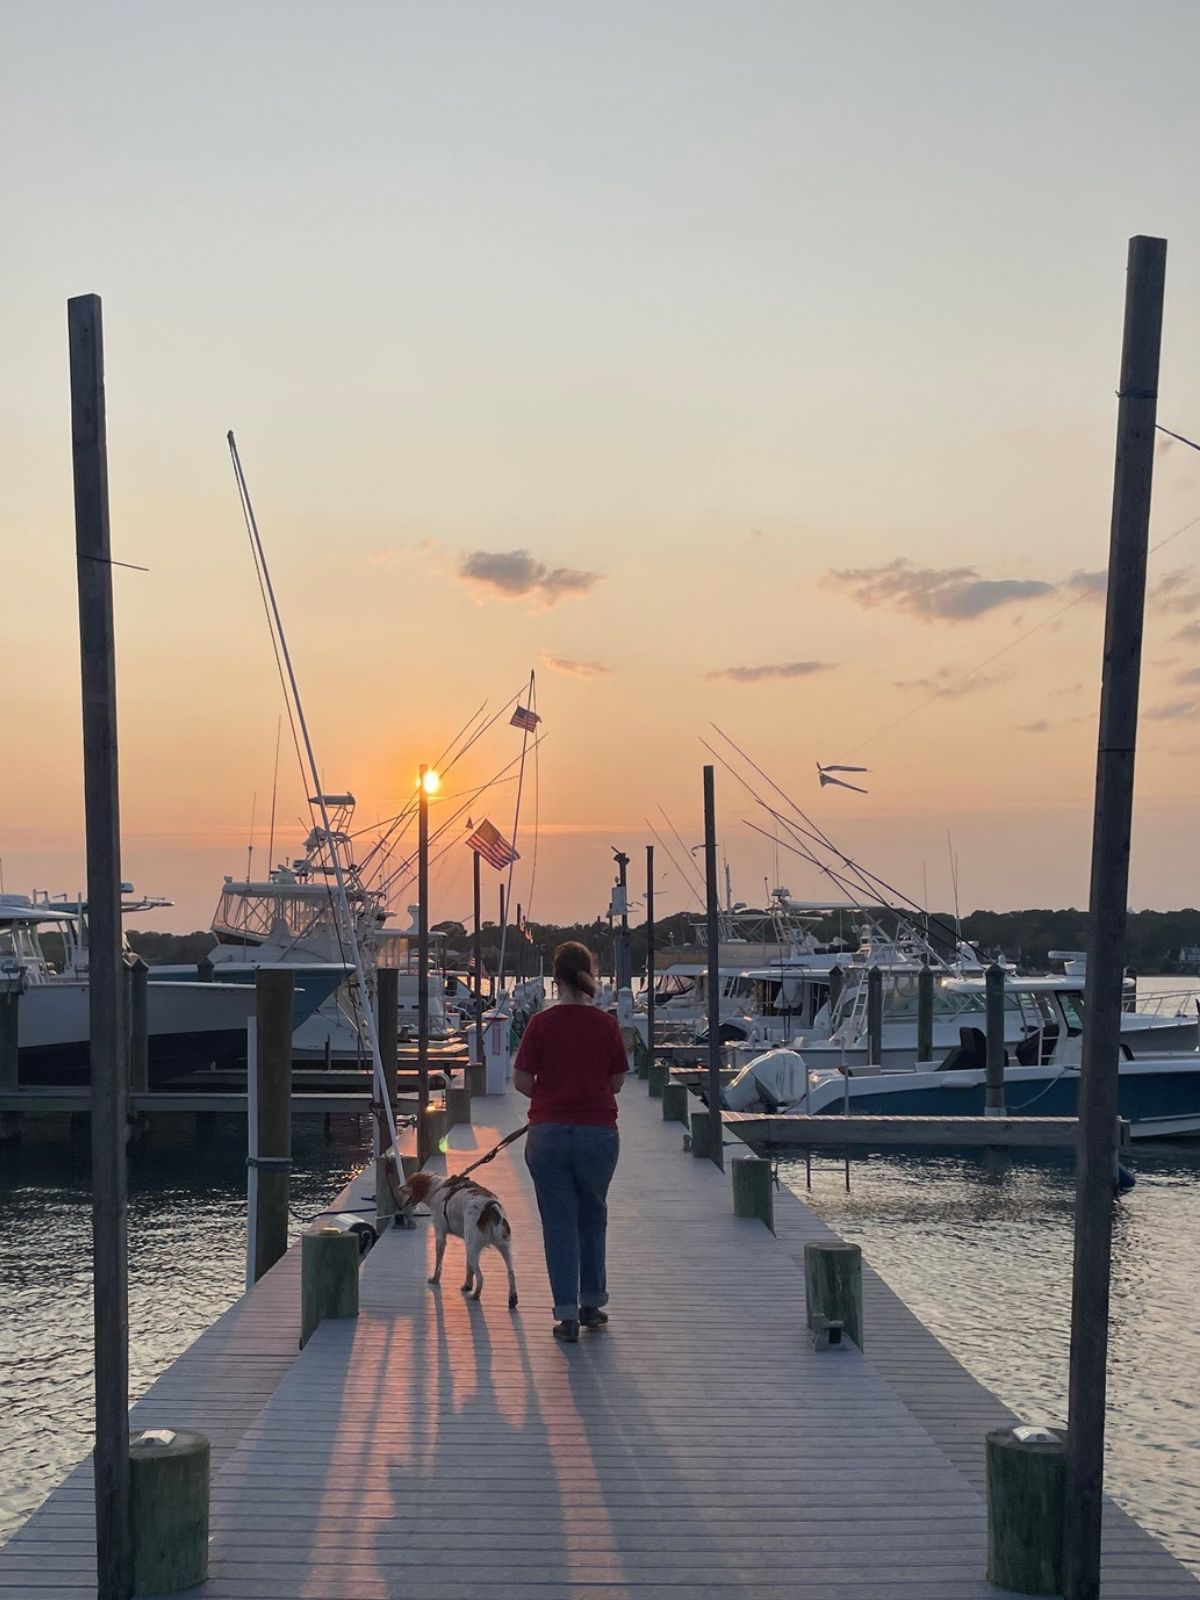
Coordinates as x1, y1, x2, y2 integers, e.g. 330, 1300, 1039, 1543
3, 4, 1200, 931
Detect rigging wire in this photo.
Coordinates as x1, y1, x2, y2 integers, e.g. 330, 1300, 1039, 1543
497, 669, 535, 987
643, 817, 705, 913
659, 804, 708, 902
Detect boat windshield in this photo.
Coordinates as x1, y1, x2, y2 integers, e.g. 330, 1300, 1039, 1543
1060, 990, 1085, 1036
655, 974, 696, 1002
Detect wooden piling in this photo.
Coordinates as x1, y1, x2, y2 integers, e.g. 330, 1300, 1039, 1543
661, 1081, 687, 1125
374, 967, 399, 1227
645, 843, 656, 1079
127, 957, 149, 1097
689, 1110, 711, 1160
731, 1156, 774, 1231
300, 1226, 360, 1348
250, 970, 293, 1283
69, 291, 132, 1600
647, 1061, 667, 1099
702, 765, 724, 1172
417, 767, 431, 1166
1065, 235, 1168, 1600
446, 1086, 472, 1127
985, 962, 1007, 1114
804, 1240, 863, 1350
828, 962, 844, 1017
917, 960, 934, 1063
988, 1426, 1067, 1595
472, 849, 484, 1087
866, 965, 883, 1068
129, 1429, 210, 1596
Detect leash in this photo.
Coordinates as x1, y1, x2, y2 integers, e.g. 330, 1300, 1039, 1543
454, 1122, 531, 1179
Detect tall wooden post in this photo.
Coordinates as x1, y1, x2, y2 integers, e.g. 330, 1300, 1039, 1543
917, 960, 934, 1064
645, 844, 656, 1061
1064, 234, 1167, 1600
374, 967, 398, 1214
250, 969, 293, 1282
127, 957, 149, 1096
417, 767, 431, 1166
866, 966, 883, 1068
985, 963, 1007, 1114
828, 963, 844, 1019
702, 766, 723, 1171
472, 849, 484, 1078
69, 292, 132, 1600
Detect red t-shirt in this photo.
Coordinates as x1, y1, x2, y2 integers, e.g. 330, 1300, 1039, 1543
514, 1005, 629, 1127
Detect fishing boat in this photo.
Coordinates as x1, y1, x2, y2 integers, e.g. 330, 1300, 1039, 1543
0, 898, 259, 1084
725, 975, 1200, 1139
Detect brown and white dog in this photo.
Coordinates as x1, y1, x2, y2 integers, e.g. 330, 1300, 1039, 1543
399, 1171, 518, 1308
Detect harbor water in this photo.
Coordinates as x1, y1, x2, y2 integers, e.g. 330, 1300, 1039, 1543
0, 1111, 372, 1543
784, 976, 1200, 1579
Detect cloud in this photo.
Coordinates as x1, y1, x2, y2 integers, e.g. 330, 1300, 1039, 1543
822, 559, 1054, 621
1149, 567, 1200, 615
457, 548, 602, 606
894, 664, 1012, 699
1174, 620, 1200, 642
1064, 568, 1107, 600
1174, 666, 1200, 686
540, 653, 611, 678
1144, 700, 1200, 722
706, 660, 834, 683
1019, 719, 1051, 733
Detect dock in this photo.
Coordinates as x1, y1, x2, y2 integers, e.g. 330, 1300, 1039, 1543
1, 1077, 1194, 1597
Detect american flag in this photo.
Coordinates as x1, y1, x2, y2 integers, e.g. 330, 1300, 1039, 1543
466, 817, 520, 870
510, 705, 541, 732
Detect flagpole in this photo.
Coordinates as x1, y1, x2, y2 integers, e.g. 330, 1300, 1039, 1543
496, 669, 535, 989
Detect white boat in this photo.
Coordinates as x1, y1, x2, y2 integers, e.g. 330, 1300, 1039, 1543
726, 975, 1200, 1139
0, 898, 257, 1084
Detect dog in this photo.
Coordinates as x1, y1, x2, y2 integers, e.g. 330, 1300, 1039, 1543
398, 1170, 518, 1308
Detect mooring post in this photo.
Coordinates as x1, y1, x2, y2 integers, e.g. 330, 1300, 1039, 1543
300, 1226, 360, 1348
417, 765, 431, 1166
1064, 234, 1168, 1600
804, 1240, 863, 1350
645, 843, 656, 1077
866, 965, 883, 1068
987, 1426, 1067, 1595
0, 979, 19, 1144
985, 962, 1007, 1115
375, 967, 399, 1225
731, 1156, 774, 1231
471, 848, 484, 1092
689, 1110, 711, 1160
249, 969, 293, 1283
129, 1428, 210, 1596
69, 291, 132, 1600
647, 1060, 667, 1099
702, 765, 724, 1171
661, 1081, 688, 1125
917, 959, 934, 1064
127, 957, 149, 1097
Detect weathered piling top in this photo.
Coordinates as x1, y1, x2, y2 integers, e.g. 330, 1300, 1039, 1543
2, 1082, 1196, 1598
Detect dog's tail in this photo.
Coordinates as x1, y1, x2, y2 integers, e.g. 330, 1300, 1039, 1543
476, 1200, 512, 1244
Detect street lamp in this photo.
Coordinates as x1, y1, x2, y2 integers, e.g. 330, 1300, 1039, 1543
417, 765, 438, 1164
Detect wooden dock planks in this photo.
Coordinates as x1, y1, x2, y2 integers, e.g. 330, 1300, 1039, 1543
2, 1083, 1195, 1597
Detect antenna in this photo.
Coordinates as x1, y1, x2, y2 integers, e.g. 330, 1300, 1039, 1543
266, 716, 282, 874
947, 831, 961, 941
245, 791, 257, 884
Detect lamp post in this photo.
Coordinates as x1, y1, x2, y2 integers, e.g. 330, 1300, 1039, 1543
417, 765, 438, 1166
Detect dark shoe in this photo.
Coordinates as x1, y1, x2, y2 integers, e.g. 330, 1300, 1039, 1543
553, 1319, 580, 1343
580, 1306, 608, 1328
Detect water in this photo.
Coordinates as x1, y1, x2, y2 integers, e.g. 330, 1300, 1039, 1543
0, 1113, 371, 1542
782, 978, 1200, 1577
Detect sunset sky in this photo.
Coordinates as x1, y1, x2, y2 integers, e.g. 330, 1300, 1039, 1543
4, 2, 1200, 933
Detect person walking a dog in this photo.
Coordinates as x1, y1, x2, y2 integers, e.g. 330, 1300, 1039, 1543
513, 941, 627, 1343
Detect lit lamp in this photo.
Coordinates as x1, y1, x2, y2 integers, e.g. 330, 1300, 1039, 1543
417, 765, 438, 1164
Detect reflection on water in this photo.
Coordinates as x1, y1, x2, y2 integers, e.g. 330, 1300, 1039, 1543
783, 1139, 1200, 1576
0, 1113, 370, 1541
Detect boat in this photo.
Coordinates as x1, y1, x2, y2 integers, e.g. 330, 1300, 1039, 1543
725, 975, 1200, 1139
0, 897, 260, 1085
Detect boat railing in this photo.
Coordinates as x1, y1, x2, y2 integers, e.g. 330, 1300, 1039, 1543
1131, 989, 1200, 1020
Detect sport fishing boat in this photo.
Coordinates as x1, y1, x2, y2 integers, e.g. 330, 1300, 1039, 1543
0, 897, 260, 1084
725, 975, 1200, 1139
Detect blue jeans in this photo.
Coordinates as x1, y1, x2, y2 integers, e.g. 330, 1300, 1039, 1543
525, 1123, 619, 1321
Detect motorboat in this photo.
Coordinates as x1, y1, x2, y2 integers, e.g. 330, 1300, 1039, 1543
725, 975, 1200, 1139
0, 897, 259, 1085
